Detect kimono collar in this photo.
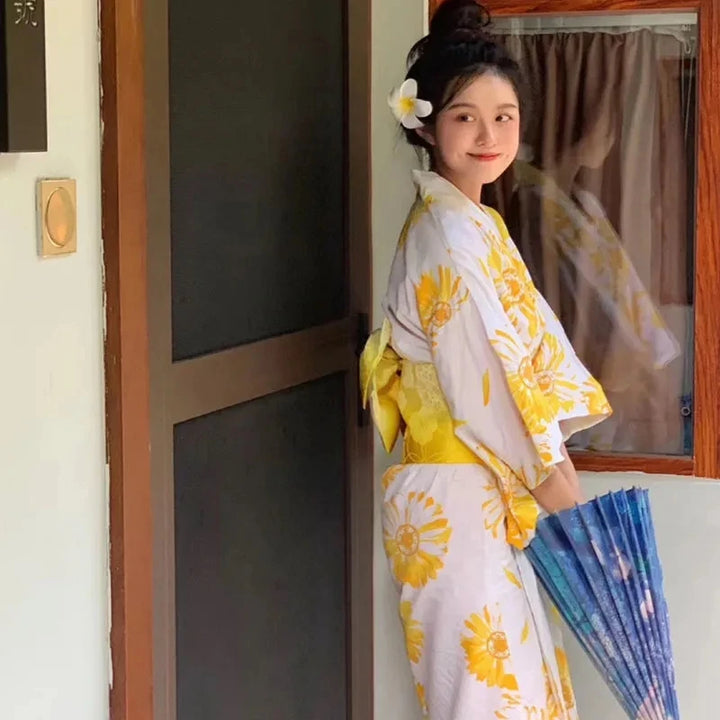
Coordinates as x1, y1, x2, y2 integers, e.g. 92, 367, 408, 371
412, 170, 491, 224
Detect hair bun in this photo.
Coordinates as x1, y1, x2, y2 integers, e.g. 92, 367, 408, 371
429, 0, 491, 43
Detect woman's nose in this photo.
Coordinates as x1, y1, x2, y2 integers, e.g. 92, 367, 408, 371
476, 122, 497, 146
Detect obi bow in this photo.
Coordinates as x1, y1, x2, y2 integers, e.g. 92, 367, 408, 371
359, 319, 404, 453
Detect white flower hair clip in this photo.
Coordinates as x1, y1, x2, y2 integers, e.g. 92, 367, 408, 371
388, 79, 433, 129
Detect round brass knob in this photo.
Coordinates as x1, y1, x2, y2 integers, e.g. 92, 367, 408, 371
45, 186, 76, 248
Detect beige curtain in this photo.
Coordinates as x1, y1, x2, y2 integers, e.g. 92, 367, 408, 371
488, 29, 693, 455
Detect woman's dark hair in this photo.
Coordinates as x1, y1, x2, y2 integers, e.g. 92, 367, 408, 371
403, 0, 527, 153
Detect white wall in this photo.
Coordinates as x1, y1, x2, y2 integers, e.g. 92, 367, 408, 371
0, 1, 108, 719
371, 1, 426, 718
370, 3, 720, 720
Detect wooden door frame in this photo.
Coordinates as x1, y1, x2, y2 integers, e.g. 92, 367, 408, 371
101, 0, 153, 718
100, 1, 373, 719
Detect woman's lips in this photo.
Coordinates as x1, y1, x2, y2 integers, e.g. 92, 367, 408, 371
470, 153, 501, 162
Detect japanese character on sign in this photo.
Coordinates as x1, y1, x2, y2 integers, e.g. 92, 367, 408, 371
14, 1, 39, 27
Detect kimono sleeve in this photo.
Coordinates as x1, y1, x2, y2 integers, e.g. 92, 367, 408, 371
533, 291, 613, 441
407, 211, 567, 486
485, 205, 612, 441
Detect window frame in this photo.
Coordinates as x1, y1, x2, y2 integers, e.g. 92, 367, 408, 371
429, 0, 720, 478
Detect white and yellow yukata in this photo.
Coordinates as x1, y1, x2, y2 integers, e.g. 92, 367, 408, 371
361, 170, 612, 719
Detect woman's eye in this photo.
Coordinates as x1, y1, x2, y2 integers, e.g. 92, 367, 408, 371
496, 114, 514, 123
458, 114, 475, 123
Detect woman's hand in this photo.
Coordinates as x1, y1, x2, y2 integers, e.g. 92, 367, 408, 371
530, 445, 584, 514
531, 467, 581, 514
558, 443, 583, 500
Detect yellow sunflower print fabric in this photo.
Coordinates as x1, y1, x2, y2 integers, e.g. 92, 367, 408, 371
362, 169, 611, 549
362, 170, 611, 719
383, 490, 453, 588
380, 462, 577, 719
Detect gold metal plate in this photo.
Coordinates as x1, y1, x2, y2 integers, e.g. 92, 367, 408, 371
37, 178, 77, 256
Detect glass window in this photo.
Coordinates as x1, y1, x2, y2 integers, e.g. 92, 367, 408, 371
487, 13, 698, 456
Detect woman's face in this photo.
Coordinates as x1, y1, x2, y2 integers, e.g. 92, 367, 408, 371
420, 72, 521, 192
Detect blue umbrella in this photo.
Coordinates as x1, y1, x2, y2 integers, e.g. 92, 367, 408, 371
526, 488, 680, 720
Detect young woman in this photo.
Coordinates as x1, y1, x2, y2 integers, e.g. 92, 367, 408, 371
360, 2, 612, 717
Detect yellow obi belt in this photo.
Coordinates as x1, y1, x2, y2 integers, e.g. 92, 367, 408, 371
360, 319, 479, 464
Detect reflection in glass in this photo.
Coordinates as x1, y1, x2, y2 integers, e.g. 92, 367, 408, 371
488, 14, 697, 456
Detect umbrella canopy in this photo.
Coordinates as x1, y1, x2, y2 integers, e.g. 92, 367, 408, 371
526, 488, 680, 720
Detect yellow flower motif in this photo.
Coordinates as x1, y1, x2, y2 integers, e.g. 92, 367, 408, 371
383, 491, 452, 588
399, 601, 424, 664
555, 647, 576, 710
475, 446, 542, 548
480, 234, 505, 275
540, 661, 565, 720
532, 332, 578, 416
477, 212, 543, 343
415, 265, 470, 345
502, 264, 527, 303
497, 656, 567, 719
473, 217, 504, 248
504, 566, 522, 589
501, 266, 542, 341
494, 691, 522, 720
489, 634, 568, 720
399, 194, 433, 247
522, 707, 560, 720
480, 478, 507, 539
415, 682, 429, 715
536, 442, 556, 466
482, 369, 491, 406
382, 464, 404, 492
483, 474, 541, 549
521, 621, 530, 644
496, 691, 561, 720
581, 378, 612, 417
497, 675, 562, 720
491, 329, 553, 437
519, 356, 536, 388
461, 606, 519, 690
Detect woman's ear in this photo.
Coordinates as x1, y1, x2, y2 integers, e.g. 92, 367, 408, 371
415, 125, 436, 147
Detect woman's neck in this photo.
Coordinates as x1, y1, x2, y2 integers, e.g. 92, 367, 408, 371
434, 165, 483, 207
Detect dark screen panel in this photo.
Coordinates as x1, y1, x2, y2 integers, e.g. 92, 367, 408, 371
174, 374, 348, 719
169, 0, 346, 360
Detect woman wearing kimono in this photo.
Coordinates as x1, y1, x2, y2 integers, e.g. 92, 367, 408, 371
361, 2, 612, 718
